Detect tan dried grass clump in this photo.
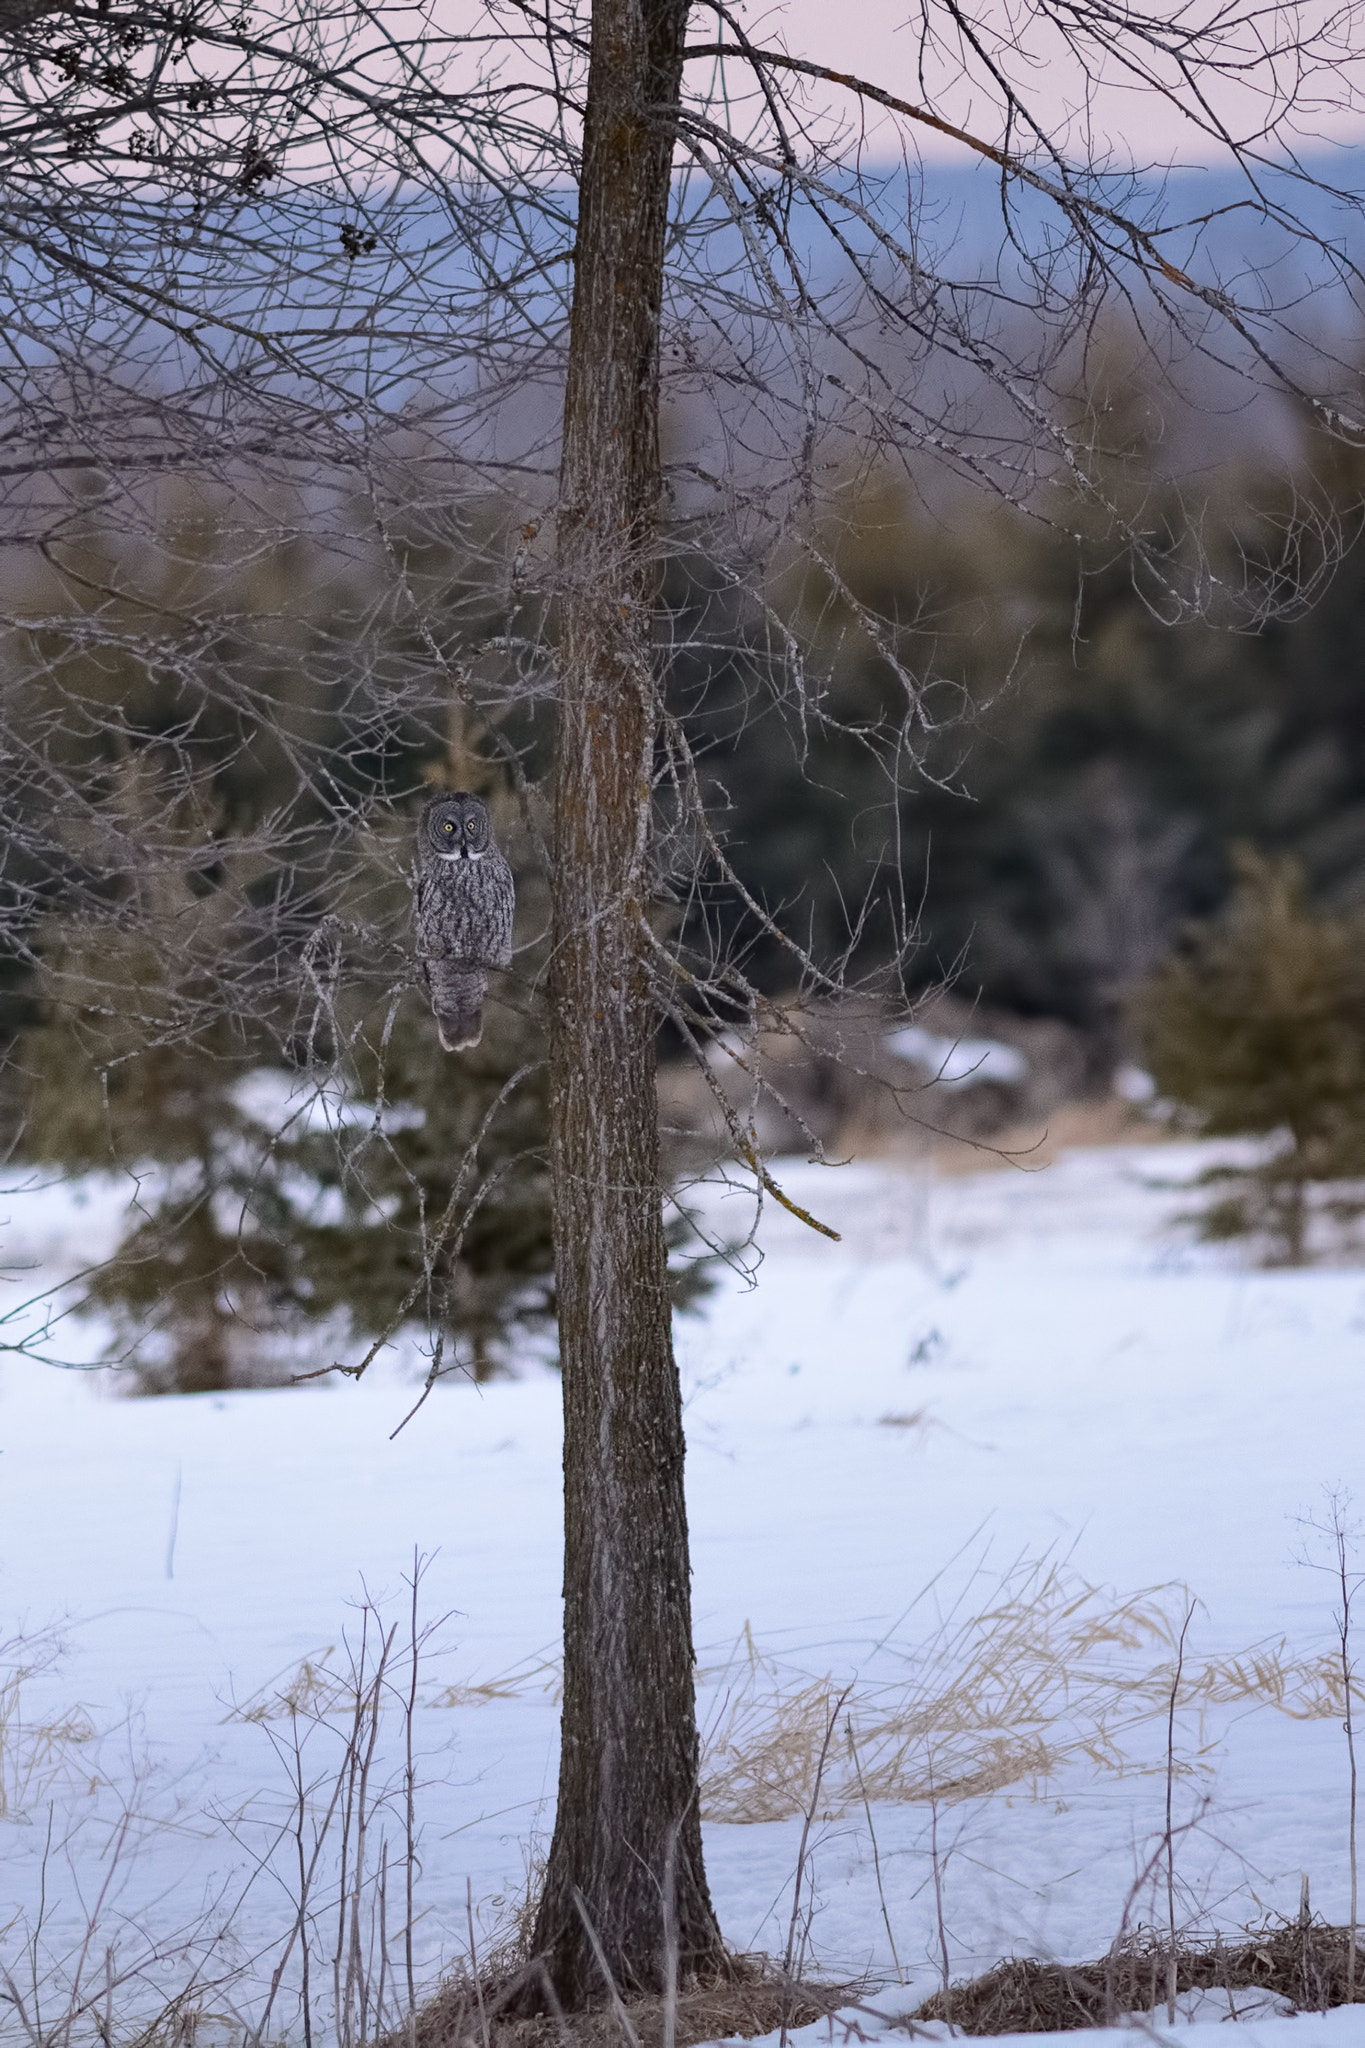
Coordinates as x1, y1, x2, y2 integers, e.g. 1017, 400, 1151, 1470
913, 1919, 1365, 2034
698, 1559, 1364, 1826
404, 1957, 852, 2048
700, 1563, 1178, 1825
226, 1646, 562, 1723
0, 1624, 98, 1820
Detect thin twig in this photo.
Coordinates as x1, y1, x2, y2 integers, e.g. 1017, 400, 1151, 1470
781, 1682, 853, 2046
570, 1890, 643, 2048
847, 1722, 903, 1984
1165, 1598, 1196, 2024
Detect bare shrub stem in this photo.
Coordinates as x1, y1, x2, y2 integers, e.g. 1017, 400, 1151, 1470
468, 1877, 489, 2048
662, 1823, 679, 2048
1299, 1489, 1362, 2002
569, 1889, 642, 2048
1166, 1599, 1196, 2022
404, 1552, 425, 2032
928, 1773, 952, 2033
1331, 1503, 1360, 1999
848, 1721, 903, 1983
781, 1683, 852, 2047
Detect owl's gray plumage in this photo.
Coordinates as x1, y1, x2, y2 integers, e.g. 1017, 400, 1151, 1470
414, 792, 515, 1051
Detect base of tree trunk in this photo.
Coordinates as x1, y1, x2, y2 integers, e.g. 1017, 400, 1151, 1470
405, 1954, 854, 2048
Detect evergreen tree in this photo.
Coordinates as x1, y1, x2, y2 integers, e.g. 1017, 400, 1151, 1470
1134, 851, 1365, 1264
289, 1004, 552, 1384
18, 758, 559, 1390
276, 824, 555, 1386
18, 755, 293, 1390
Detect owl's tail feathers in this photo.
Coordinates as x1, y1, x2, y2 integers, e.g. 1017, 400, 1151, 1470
437, 1005, 483, 1053
432, 968, 488, 1053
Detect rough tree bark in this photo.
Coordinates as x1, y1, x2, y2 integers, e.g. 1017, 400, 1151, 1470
531, 0, 727, 2007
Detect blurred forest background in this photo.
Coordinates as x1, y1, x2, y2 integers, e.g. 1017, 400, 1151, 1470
8, 321, 1365, 1383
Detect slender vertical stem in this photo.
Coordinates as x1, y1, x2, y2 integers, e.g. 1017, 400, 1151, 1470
929, 1775, 952, 2034
165, 1462, 182, 1581
334, 1614, 366, 2048
468, 1878, 490, 2048
662, 1824, 679, 2048
375, 1840, 390, 2042
349, 1624, 396, 2048
297, 1724, 315, 2048
781, 1685, 851, 2044
404, 1554, 421, 2028
571, 1890, 644, 2048
847, 1723, 903, 1984
1336, 1518, 1358, 2001
1165, 1600, 1194, 2024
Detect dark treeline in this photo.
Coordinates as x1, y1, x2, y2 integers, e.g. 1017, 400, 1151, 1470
7, 383, 1365, 1381
676, 420, 1365, 1079
8, 411, 1365, 1094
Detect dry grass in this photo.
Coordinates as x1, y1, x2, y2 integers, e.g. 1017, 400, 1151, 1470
48, 1560, 1355, 2048
404, 1958, 853, 2048
0, 1622, 99, 1819
400, 1917, 1365, 2046
699, 1563, 1171, 1825
6, 1562, 1365, 2048
235, 1558, 1361, 1830
912, 1919, 1365, 2034
697, 1560, 1362, 1826
225, 1646, 562, 1722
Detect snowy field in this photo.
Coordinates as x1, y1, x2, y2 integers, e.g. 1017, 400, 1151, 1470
1, 1136, 1363, 2042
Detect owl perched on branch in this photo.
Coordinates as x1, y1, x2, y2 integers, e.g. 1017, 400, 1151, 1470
414, 792, 515, 1051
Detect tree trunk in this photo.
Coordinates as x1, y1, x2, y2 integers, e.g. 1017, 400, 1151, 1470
529, 0, 726, 2007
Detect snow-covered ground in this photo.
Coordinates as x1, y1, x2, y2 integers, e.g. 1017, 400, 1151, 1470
1, 1140, 1363, 2042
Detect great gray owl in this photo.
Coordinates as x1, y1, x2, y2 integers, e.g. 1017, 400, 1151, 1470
414, 792, 515, 1051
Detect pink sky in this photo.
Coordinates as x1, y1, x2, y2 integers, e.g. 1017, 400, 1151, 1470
416, 0, 1365, 180
698, 0, 1365, 168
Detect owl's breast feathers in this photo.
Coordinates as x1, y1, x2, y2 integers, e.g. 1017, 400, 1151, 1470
415, 846, 515, 971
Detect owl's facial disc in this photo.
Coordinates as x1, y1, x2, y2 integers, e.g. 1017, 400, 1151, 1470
427, 795, 489, 859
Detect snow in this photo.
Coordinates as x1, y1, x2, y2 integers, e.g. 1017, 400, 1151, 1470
752, 1991, 1364, 2048
1114, 1066, 1159, 1106
1, 1139, 1364, 2045
883, 1025, 1029, 1087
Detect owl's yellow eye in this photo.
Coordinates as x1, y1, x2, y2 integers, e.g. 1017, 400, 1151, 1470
442, 820, 454, 832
